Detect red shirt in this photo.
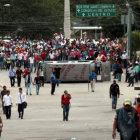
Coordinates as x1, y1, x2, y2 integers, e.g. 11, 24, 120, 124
36, 55, 40, 62
135, 106, 140, 119
41, 52, 46, 59
61, 94, 71, 104
24, 69, 30, 76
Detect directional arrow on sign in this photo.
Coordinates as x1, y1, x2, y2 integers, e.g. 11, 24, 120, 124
82, 13, 85, 17
77, 9, 80, 13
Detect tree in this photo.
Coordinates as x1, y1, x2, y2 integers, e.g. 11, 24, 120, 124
132, 30, 140, 52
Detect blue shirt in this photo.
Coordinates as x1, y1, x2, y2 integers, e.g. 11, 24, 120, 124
8, 69, 16, 77
89, 73, 97, 80
51, 74, 56, 84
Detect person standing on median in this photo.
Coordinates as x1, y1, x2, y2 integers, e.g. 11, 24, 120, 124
61, 90, 71, 121
110, 80, 120, 110
88, 70, 97, 92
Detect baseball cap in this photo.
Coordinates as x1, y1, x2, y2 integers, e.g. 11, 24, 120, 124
123, 99, 132, 106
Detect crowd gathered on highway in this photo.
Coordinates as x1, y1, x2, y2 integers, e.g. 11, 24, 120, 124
0, 33, 139, 139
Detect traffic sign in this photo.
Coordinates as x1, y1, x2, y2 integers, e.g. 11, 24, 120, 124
76, 4, 116, 17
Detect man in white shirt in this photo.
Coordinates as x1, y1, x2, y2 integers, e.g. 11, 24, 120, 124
29, 55, 34, 73
121, 51, 128, 68
17, 52, 23, 66
128, 67, 135, 87
3, 90, 12, 119
17, 88, 26, 119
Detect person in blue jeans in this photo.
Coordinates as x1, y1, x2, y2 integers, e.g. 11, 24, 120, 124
25, 72, 32, 95
34, 73, 41, 95
110, 80, 120, 110
115, 65, 123, 82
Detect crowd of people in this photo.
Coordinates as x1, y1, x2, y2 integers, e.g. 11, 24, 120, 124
0, 33, 139, 139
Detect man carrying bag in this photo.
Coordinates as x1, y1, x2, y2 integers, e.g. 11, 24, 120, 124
16, 88, 26, 119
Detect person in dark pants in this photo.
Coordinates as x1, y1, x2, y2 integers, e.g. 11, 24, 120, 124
50, 72, 56, 95
17, 88, 26, 119
110, 80, 120, 110
8, 66, 16, 87
61, 90, 71, 121
125, 65, 130, 82
1, 86, 7, 114
16, 66, 23, 87
3, 90, 13, 119
115, 65, 123, 82
38, 67, 44, 87
34, 74, 41, 95
128, 67, 135, 87
54, 66, 61, 87
112, 99, 139, 140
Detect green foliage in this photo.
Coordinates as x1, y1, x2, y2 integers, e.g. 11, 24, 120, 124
0, 0, 140, 39
0, 0, 64, 39
132, 30, 140, 51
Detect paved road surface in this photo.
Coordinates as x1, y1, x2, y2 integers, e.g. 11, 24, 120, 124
0, 70, 139, 140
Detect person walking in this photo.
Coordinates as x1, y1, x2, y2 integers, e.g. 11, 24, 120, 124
61, 90, 71, 121
50, 72, 56, 95
0, 116, 3, 137
29, 55, 34, 73
88, 70, 97, 92
112, 99, 139, 140
128, 67, 135, 87
25, 72, 32, 95
16, 88, 26, 119
115, 65, 123, 82
134, 96, 140, 140
23, 67, 30, 87
38, 67, 44, 87
134, 62, 140, 83
125, 65, 131, 83
34, 73, 41, 95
3, 90, 13, 119
54, 65, 61, 87
1, 86, 7, 114
8, 66, 16, 87
110, 80, 120, 110
16, 66, 23, 87
95, 59, 101, 75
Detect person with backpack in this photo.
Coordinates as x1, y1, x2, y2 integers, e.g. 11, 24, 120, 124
61, 90, 71, 121
110, 80, 120, 110
112, 99, 139, 140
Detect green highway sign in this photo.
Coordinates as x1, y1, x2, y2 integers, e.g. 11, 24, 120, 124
76, 4, 116, 17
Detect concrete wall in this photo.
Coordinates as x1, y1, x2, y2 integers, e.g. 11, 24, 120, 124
101, 62, 111, 81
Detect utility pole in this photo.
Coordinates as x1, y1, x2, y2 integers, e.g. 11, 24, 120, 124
126, 2, 132, 60
64, 0, 71, 39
